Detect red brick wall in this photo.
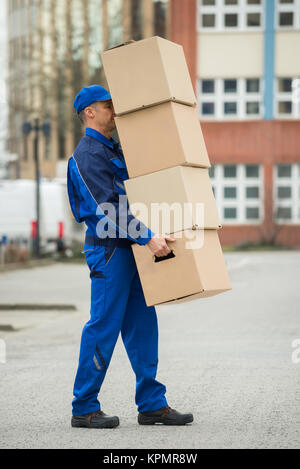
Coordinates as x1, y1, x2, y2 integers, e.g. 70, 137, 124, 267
201, 121, 300, 164
201, 121, 300, 247
170, 0, 197, 91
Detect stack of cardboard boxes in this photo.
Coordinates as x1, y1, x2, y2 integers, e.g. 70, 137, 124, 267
102, 36, 232, 306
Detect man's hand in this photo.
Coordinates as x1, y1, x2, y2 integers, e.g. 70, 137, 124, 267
147, 234, 176, 258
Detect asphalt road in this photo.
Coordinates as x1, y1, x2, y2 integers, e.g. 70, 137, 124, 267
0, 251, 300, 449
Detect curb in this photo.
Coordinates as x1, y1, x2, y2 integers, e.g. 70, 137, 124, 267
0, 304, 77, 311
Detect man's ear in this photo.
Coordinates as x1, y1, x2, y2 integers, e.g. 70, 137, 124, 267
85, 107, 95, 120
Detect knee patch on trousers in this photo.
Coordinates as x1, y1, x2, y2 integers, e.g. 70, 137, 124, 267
93, 344, 106, 371
90, 270, 105, 279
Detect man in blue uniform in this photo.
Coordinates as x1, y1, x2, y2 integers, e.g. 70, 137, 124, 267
68, 85, 193, 428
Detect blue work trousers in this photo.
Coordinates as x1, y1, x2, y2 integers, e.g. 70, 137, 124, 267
72, 244, 168, 416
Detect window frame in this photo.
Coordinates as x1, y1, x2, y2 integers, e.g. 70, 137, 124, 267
197, 0, 264, 32
274, 163, 300, 224
275, 77, 300, 119
276, 0, 300, 30
210, 164, 264, 224
197, 77, 263, 120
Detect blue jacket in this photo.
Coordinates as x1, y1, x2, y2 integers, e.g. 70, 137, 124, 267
67, 128, 154, 248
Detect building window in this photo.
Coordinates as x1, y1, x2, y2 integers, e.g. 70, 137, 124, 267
277, 186, 292, 198
277, 164, 292, 178
197, 0, 264, 32
224, 207, 237, 219
246, 207, 260, 219
210, 164, 264, 224
224, 79, 237, 93
247, 12, 260, 26
198, 78, 263, 120
225, 13, 238, 27
246, 78, 260, 93
202, 102, 215, 115
224, 187, 237, 198
224, 102, 237, 114
246, 164, 259, 177
246, 186, 260, 198
202, 79, 215, 93
276, 0, 300, 30
202, 13, 216, 27
224, 164, 237, 178
275, 77, 300, 118
275, 164, 300, 223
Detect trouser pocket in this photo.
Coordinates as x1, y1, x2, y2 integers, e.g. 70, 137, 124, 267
84, 246, 106, 272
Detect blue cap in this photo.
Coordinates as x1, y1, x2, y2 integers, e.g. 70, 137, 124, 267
73, 85, 112, 114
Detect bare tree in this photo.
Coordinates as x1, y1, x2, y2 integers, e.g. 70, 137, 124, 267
26, 0, 34, 115
50, 0, 59, 161
65, 0, 75, 157
102, 0, 109, 51
122, 0, 132, 42
82, 0, 90, 85
131, 0, 143, 40
142, 0, 154, 38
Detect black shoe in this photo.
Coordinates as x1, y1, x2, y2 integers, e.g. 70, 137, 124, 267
138, 406, 193, 426
71, 410, 119, 429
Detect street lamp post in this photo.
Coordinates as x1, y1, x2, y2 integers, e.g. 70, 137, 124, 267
22, 118, 51, 258
33, 119, 41, 258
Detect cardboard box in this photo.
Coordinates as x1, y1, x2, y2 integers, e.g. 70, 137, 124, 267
102, 36, 197, 115
115, 101, 210, 178
132, 229, 232, 306
125, 166, 222, 234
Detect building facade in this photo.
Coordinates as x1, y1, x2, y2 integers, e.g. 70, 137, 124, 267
171, 0, 300, 247
6, 0, 300, 247
6, 0, 169, 179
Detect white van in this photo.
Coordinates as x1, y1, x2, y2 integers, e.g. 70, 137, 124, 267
0, 179, 84, 253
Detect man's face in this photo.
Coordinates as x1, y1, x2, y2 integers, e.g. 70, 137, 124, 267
85, 100, 116, 131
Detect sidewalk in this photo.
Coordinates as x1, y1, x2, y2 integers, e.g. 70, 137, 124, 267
0, 253, 300, 449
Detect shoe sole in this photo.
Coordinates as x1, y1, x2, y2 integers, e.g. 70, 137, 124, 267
138, 414, 194, 426
71, 416, 120, 429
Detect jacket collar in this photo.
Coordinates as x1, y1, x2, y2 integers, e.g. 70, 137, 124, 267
85, 128, 117, 150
